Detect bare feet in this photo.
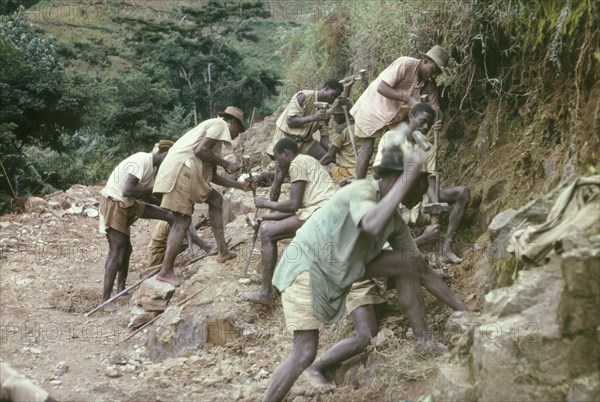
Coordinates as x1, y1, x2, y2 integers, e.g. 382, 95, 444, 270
217, 250, 236, 263
207, 245, 219, 256
304, 367, 336, 393
102, 302, 118, 312
442, 248, 462, 264
156, 273, 182, 287
240, 291, 271, 305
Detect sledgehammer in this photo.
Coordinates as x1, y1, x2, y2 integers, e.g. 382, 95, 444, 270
422, 109, 448, 219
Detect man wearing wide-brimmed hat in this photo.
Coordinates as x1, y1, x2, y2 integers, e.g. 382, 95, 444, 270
349, 45, 450, 180
153, 106, 255, 287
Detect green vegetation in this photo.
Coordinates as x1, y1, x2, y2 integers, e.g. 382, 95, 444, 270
1, 1, 288, 213
1, 0, 597, 215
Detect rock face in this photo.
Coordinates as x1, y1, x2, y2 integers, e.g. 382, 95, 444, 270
433, 176, 600, 402
141, 260, 251, 362
144, 301, 243, 362
128, 278, 176, 329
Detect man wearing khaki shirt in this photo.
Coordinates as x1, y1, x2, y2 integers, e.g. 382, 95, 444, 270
319, 97, 361, 184
241, 138, 335, 306
267, 79, 343, 202
350, 45, 449, 179
152, 106, 254, 286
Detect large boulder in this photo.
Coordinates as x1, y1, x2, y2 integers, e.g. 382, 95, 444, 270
431, 176, 600, 401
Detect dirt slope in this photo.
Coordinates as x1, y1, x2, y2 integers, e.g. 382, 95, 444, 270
0, 165, 478, 402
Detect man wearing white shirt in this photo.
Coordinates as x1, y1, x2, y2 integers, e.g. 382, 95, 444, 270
98, 140, 174, 311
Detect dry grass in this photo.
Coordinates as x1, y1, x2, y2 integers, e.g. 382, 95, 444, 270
370, 339, 440, 385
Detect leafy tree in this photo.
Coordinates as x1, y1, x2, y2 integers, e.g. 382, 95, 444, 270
0, 0, 40, 16
116, 1, 280, 123
85, 71, 178, 152
0, 8, 86, 199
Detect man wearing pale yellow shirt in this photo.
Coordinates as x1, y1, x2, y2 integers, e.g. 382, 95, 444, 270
241, 138, 335, 306
152, 106, 255, 286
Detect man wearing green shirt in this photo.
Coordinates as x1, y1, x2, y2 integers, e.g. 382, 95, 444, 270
263, 144, 467, 401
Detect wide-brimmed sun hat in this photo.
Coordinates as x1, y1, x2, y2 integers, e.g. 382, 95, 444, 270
421, 45, 450, 72
217, 106, 246, 132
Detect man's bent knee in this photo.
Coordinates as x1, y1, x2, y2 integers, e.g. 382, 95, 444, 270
460, 186, 470, 202
356, 333, 372, 351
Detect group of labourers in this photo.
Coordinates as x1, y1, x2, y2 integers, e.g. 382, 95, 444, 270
96, 45, 471, 401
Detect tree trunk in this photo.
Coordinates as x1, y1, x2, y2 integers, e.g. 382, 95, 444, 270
179, 68, 197, 125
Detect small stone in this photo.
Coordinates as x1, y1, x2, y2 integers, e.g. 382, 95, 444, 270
25, 197, 48, 213
49, 380, 62, 386
47, 201, 60, 209
202, 376, 221, 386
488, 208, 517, 240
105, 367, 122, 378
109, 354, 128, 365
128, 306, 158, 329
567, 373, 600, 402
55, 361, 69, 376
238, 278, 251, 285
30, 348, 42, 354
16, 278, 32, 287
139, 296, 169, 312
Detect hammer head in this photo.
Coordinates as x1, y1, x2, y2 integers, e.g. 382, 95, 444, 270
359, 69, 367, 83
422, 202, 449, 215
245, 213, 260, 230
314, 101, 329, 110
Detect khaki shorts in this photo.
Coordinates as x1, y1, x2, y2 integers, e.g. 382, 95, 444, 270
161, 165, 210, 216
332, 165, 353, 182
146, 221, 189, 266
345, 279, 386, 314
281, 271, 324, 334
99, 196, 145, 236
353, 124, 387, 140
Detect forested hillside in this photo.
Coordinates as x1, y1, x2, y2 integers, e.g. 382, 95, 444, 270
1, 0, 288, 212
1, 0, 597, 217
